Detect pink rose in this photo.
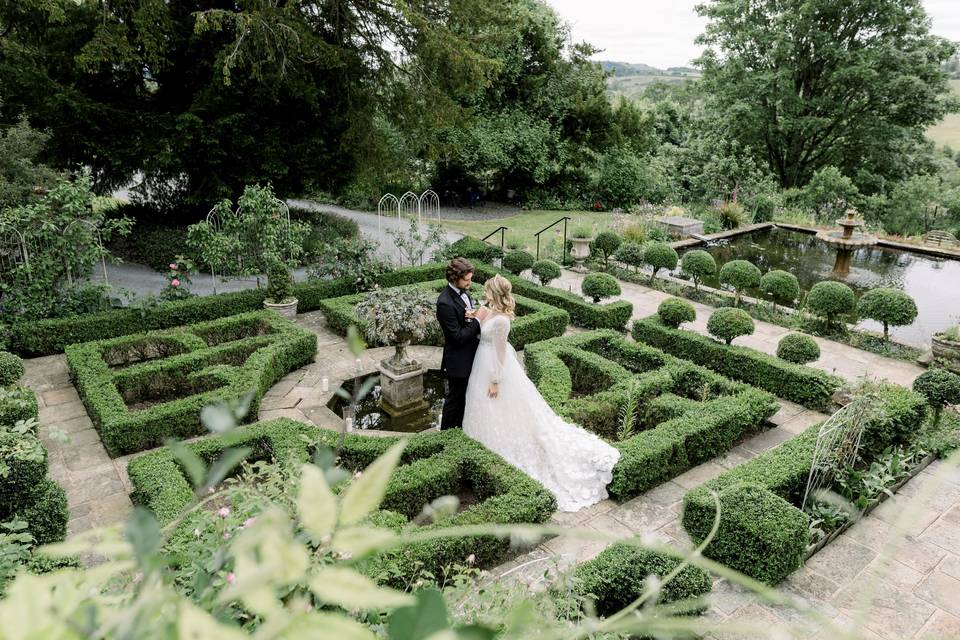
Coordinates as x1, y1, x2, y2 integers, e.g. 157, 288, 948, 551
466, 554, 476, 565
226, 572, 236, 584
169, 263, 178, 270
171, 279, 180, 287
218, 507, 230, 518
223, 532, 231, 540
241, 517, 256, 529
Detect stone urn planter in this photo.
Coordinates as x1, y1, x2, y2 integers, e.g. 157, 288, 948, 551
263, 298, 298, 319
932, 331, 960, 374
569, 237, 593, 273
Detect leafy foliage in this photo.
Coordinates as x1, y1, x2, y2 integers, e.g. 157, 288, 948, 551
657, 298, 696, 328
680, 250, 717, 291
591, 231, 622, 267
806, 281, 856, 327
582, 273, 621, 303
0, 117, 58, 212
531, 260, 561, 286
643, 242, 679, 281
502, 250, 535, 275
716, 201, 746, 229
356, 287, 436, 347
706, 308, 754, 345
857, 288, 918, 341
759, 270, 800, 310
0, 353, 24, 387
718, 260, 761, 305
776, 334, 820, 365
613, 240, 645, 272
912, 368, 960, 424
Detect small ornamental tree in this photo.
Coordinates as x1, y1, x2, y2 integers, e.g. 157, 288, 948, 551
912, 368, 960, 425
776, 333, 820, 364
582, 273, 621, 303
759, 270, 800, 311
502, 250, 535, 275
658, 298, 696, 328
680, 250, 716, 292
356, 287, 435, 366
614, 241, 645, 273
643, 242, 679, 283
718, 260, 761, 306
531, 259, 562, 286
857, 288, 918, 342
707, 307, 755, 345
592, 231, 622, 267
807, 281, 856, 329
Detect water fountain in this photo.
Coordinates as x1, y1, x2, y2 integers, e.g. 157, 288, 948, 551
814, 208, 877, 275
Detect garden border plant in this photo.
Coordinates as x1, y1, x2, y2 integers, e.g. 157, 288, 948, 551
66, 311, 317, 456
127, 418, 556, 586
631, 316, 842, 411
524, 330, 778, 500
681, 383, 928, 585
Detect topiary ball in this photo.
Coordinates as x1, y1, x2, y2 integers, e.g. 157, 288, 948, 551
446, 236, 504, 263
592, 231, 622, 263
582, 272, 621, 303
776, 333, 820, 364
502, 250, 535, 275
857, 288, 918, 341
0, 352, 25, 386
759, 270, 800, 308
912, 368, 960, 423
531, 259, 562, 286
614, 240, 645, 271
643, 242, 679, 278
718, 260, 761, 301
807, 281, 856, 326
680, 250, 717, 289
707, 307, 755, 345
658, 298, 696, 328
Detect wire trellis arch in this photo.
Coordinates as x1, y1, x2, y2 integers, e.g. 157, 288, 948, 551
376, 189, 443, 244
204, 200, 293, 295
0, 220, 111, 287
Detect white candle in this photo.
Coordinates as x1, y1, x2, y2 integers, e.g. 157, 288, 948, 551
321, 377, 329, 392
355, 358, 362, 371
345, 417, 353, 432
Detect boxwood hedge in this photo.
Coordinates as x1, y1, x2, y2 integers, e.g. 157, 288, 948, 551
631, 316, 843, 411
524, 331, 778, 500
66, 311, 317, 456
0, 386, 39, 425
127, 419, 555, 586
319, 279, 570, 351
682, 383, 928, 584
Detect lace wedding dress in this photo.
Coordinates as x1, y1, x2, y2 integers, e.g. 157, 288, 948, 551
462, 313, 620, 512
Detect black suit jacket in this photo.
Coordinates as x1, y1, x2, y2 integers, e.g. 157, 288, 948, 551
437, 285, 481, 378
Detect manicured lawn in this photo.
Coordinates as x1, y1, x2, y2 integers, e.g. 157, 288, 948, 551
926, 79, 960, 149
440, 210, 623, 255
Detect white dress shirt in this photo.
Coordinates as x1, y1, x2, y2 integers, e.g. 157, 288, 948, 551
449, 282, 473, 310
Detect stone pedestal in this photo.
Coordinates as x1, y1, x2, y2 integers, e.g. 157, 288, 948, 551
653, 215, 704, 238
378, 357, 428, 417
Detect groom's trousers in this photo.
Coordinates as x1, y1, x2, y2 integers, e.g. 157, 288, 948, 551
440, 376, 470, 430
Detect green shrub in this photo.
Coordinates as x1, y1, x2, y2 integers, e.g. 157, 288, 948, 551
0, 353, 24, 387
643, 242, 679, 281
680, 250, 716, 291
12, 479, 68, 545
657, 298, 695, 328
857, 288, 918, 341
572, 543, 712, 617
128, 420, 555, 586
806, 281, 855, 327
444, 236, 504, 263
776, 333, 820, 364
717, 201, 746, 229
0, 386, 39, 425
582, 273, 621, 303
632, 317, 842, 410
613, 240, 645, 273
718, 260, 761, 305
759, 270, 800, 310
0, 429, 47, 515
707, 308, 754, 345
913, 368, 960, 425
591, 231, 622, 267
531, 259, 562, 286
66, 311, 317, 456
502, 250, 535, 275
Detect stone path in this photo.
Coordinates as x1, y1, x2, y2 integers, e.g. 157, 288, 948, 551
552, 269, 925, 388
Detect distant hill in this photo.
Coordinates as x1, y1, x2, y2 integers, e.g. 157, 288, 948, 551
597, 60, 701, 101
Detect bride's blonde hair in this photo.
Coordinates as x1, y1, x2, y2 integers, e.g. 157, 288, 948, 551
484, 274, 516, 318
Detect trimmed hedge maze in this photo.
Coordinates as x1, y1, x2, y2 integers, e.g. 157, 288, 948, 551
127, 419, 556, 586
682, 383, 928, 585
319, 279, 570, 350
66, 311, 317, 456
632, 316, 843, 411
524, 330, 779, 500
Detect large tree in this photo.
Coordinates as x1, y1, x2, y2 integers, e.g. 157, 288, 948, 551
695, 0, 959, 188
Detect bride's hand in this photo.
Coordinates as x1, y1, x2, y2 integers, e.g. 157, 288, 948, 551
487, 383, 499, 398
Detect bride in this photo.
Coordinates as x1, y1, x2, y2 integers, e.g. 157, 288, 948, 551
462, 274, 620, 512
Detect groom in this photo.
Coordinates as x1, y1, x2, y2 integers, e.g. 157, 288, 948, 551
437, 257, 481, 430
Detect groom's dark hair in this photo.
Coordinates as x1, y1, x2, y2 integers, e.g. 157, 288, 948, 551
445, 257, 474, 283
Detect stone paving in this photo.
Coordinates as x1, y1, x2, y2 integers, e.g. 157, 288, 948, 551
18, 301, 960, 639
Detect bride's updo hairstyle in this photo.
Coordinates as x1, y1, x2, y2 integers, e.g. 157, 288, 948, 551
484, 274, 516, 318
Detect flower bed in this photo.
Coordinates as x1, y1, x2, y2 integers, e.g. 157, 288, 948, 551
524, 331, 779, 500
681, 383, 928, 585
319, 280, 570, 350
631, 316, 843, 411
66, 311, 317, 456
127, 419, 556, 586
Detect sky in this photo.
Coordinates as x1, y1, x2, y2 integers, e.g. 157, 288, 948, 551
544, 0, 960, 69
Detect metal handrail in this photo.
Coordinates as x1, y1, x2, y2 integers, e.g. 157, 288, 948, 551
481, 226, 508, 254
533, 216, 572, 260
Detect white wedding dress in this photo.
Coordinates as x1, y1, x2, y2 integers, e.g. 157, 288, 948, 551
462, 313, 620, 512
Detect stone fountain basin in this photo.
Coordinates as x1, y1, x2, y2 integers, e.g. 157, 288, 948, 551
815, 229, 878, 249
